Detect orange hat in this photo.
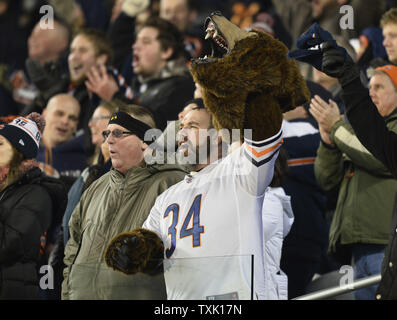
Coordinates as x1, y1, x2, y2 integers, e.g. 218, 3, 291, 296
376, 65, 397, 88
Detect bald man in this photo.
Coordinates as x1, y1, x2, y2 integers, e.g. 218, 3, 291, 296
37, 94, 87, 183
42, 94, 80, 149
16, 19, 71, 111
28, 20, 70, 65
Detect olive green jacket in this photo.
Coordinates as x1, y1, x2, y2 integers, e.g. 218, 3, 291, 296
315, 115, 397, 263
62, 164, 187, 300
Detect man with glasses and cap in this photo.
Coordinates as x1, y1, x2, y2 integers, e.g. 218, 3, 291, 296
62, 104, 187, 300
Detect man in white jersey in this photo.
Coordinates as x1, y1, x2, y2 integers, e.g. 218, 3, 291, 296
104, 11, 309, 300
105, 104, 283, 299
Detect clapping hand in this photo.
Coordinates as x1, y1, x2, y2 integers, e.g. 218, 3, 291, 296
309, 95, 342, 146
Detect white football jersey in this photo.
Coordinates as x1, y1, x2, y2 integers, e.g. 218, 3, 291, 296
143, 129, 283, 300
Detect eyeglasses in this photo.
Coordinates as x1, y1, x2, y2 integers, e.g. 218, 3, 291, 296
102, 129, 134, 140
89, 115, 111, 123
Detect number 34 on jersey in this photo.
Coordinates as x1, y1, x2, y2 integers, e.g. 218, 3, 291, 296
163, 194, 205, 258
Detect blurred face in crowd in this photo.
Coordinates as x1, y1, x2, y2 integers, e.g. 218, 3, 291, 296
177, 108, 212, 161
42, 94, 80, 148
369, 72, 397, 117
0, 135, 13, 167
105, 123, 146, 174
160, 0, 196, 32
383, 23, 397, 64
311, 0, 339, 19
88, 106, 112, 147
68, 34, 107, 84
132, 26, 173, 78
28, 21, 69, 64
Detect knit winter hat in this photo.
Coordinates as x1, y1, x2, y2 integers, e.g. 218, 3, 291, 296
376, 65, 397, 89
0, 113, 45, 159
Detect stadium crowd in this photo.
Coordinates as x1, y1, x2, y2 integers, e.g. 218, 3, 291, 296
1, 0, 397, 300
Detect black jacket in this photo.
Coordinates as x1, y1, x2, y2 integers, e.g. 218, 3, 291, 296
342, 77, 397, 300
0, 167, 67, 300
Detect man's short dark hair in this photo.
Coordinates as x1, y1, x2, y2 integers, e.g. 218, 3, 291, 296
140, 16, 185, 60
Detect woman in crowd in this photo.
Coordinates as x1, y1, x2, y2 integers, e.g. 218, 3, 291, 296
0, 113, 67, 299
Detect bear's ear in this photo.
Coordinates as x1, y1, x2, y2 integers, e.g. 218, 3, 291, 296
277, 59, 310, 112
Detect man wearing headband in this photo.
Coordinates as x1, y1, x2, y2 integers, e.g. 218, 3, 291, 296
62, 104, 187, 300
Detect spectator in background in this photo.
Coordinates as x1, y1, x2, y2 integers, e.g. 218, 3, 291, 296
86, 16, 195, 130
23, 27, 120, 163
314, 35, 397, 301
381, 8, 397, 66
14, 18, 71, 111
310, 71, 397, 299
106, 0, 153, 77
27, 19, 70, 66
356, 27, 388, 78
24, 28, 114, 134
0, 113, 67, 300
67, 28, 114, 130
37, 94, 86, 190
159, 0, 206, 59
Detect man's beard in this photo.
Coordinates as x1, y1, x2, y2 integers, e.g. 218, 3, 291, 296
177, 137, 213, 166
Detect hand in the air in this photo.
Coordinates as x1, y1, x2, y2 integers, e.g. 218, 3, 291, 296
85, 64, 119, 101
320, 41, 360, 86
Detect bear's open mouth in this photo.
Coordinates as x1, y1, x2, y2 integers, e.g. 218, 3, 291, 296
195, 16, 230, 63
205, 19, 229, 58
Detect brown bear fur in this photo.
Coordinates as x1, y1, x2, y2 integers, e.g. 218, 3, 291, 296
189, 14, 310, 141
104, 228, 164, 275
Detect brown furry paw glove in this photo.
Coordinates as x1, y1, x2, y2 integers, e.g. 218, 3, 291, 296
104, 228, 164, 276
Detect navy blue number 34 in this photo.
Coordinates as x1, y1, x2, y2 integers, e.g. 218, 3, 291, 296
163, 194, 204, 258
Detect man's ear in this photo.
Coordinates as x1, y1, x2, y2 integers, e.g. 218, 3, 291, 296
141, 141, 148, 151
161, 47, 173, 61
96, 54, 108, 66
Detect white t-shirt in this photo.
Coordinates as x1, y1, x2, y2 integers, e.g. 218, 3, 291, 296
143, 129, 283, 300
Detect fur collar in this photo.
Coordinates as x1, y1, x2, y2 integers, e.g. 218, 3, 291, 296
0, 159, 39, 190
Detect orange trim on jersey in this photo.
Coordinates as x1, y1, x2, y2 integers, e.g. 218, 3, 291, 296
288, 157, 316, 166
245, 139, 283, 158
